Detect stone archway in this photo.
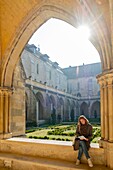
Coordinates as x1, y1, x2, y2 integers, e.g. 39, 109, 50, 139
80, 102, 88, 118
50, 95, 56, 124
46, 94, 51, 117
70, 100, 76, 121
0, 1, 111, 138
0, 1, 113, 168
57, 96, 61, 123
1, 1, 112, 87
65, 99, 71, 121
35, 92, 45, 124
59, 97, 64, 121
90, 101, 100, 119
25, 92, 29, 122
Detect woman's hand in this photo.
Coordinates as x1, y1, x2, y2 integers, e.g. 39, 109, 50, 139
80, 137, 88, 141
84, 138, 89, 141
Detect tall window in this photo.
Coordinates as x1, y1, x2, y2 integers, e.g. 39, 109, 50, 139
77, 82, 80, 91
88, 79, 92, 96
49, 71, 51, 80
88, 79, 92, 90
37, 64, 39, 74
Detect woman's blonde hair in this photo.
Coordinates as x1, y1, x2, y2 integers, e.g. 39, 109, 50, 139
78, 115, 89, 125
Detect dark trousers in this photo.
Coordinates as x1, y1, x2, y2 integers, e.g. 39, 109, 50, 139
77, 140, 90, 160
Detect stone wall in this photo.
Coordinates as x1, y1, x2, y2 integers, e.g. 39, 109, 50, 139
21, 48, 67, 92
11, 61, 25, 136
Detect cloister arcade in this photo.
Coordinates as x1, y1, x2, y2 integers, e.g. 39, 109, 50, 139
0, 0, 113, 168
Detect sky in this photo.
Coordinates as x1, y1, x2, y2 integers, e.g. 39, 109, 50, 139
29, 18, 100, 68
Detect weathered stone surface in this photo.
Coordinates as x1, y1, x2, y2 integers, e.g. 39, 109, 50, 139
0, 0, 113, 168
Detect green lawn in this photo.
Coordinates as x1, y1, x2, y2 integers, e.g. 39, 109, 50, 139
26, 124, 101, 143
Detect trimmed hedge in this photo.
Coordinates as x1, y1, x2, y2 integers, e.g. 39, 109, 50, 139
27, 124, 101, 143
28, 135, 71, 141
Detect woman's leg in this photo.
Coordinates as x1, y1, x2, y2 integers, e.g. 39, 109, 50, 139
76, 145, 83, 165
79, 140, 90, 159
77, 145, 83, 160
76, 141, 93, 167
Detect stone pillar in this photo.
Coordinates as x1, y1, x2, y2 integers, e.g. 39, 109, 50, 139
0, 87, 12, 139
36, 101, 39, 126
99, 80, 105, 140
69, 105, 71, 121
74, 107, 76, 121
104, 80, 109, 141
97, 72, 113, 169
97, 74, 110, 142
107, 76, 113, 142
61, 105, 63, 121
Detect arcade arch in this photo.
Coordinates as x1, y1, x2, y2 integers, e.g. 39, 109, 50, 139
90, 101, 100, 118
80, 102, 88, 118
59, 97, 64, 121
70, 100, 76, 121
65, 99, 71, 121
0, 1, 113, 168
1, 1, 112, 87
35, 92, 45, 123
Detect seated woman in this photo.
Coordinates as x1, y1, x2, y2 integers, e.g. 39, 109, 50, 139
75, 115, 93, 167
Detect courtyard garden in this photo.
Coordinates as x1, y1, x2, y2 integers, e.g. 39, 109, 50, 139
26, 124, 101, 143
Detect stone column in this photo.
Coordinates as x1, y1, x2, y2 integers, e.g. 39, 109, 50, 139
103, 79, 109, 141
0, 87, 12, 139
97, 72, 113, 168
107, 76, 113, 142
74, 107, 76, 121
97, 78, 105, 141
36, 101, 39, 126
0, 90, 4, 134
69, 105, 71, 121
61, 105, 63, 121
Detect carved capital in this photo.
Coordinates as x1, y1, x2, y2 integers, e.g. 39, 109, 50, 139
97, 72, 113, 87
0, 86, 14, 93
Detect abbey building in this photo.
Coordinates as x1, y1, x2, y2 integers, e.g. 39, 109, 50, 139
11, 44, 101, 130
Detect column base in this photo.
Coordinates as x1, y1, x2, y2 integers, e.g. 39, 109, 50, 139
99, 138, 104, 148
99, 139, 113, 169
108, 139, 113, 143
0, 133, 12, 139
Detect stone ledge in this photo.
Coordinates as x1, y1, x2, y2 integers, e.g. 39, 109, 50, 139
0, 138, 104, 165
7, 137, 99, 147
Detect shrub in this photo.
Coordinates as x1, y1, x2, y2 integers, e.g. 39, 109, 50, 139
62, 138, 65, 141
26, 129, 36, 133
56, 138, 62, 140
65, 138, 70, 141
34, 136, 38, 139
47, 131, 53, 135
27, 124, 101, 143
51, 137, 55, 140
61, 133, 68, 136
47, 129, 64, 135
43, 136, 49, 139
92, 127, 101, 141
28, 136, 33, 138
